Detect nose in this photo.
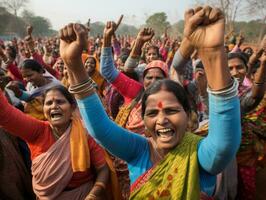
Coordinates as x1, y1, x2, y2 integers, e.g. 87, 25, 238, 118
231, 67, 239, 77
156, 112, 169, 125
51, 101, 59, 109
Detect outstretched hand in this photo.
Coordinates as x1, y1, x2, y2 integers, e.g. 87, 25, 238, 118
183, 6, 225, 49
59, 23, 88, 71
103, 15, 123, 39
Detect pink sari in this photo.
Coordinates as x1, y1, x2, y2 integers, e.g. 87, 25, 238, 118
31, 126, 93, 200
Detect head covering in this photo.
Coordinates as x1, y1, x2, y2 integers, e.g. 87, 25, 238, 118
143, 60, 168, 78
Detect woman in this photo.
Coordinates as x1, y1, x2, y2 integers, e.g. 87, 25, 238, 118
83, 54, 106, 97
101, 26, 165, 136
8, 59, 61, 120
0, 85, 110, 200
60, 6, 241, 199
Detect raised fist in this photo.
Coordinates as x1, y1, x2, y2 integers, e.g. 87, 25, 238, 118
59, 23, 88, 70
136, 28, 154, 44
183, 6, 225, 49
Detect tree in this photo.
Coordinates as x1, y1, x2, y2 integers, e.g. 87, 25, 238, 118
0, 0, 28, 16
21, 9, 54, 36
145, 12, 170, 36
246, 0, 266, 41
199, 0, 246, 31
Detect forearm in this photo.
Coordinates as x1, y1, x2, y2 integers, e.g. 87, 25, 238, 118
198, 47, 231, 90
100, 47, 119, 82
88, 164, 109, 198
77, 93, 147, 162
198, 79, 241, 174
251, 60, 266, 99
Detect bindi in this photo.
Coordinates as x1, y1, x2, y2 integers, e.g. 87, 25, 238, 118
157, 101, 163, 109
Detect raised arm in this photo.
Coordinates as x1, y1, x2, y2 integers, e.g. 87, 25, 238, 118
0, 89, 45, 142
124, 28, 154, 72
100, 17, 143, 101
59, 22, 149, 162
183, 6, 241, 174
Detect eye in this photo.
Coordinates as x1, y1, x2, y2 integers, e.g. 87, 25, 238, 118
44, 100, 53, 106
165, 108, 182, 115
145, 110, 158, 117
56, 99, 67, 105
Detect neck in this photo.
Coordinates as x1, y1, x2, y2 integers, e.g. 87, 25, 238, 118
52, 122, 71, 138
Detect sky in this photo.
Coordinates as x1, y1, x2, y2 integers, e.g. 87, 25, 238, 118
27, 0, 194, 30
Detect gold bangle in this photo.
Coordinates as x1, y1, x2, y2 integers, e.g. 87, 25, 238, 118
94, 181, 106, 190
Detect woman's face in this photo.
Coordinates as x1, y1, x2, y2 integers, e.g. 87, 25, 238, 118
144, 90, 188, 152
43, 90, 74, 131
228, 57, 246, 84
84, 57, 96, 75
143, 68, 165, 90
146, 48, 159, 63
55, 59, 64, 77
21, 68, 44, 87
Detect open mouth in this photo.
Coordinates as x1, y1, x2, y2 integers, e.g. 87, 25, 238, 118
50, 111, 63, 121
156, 128, 175, 142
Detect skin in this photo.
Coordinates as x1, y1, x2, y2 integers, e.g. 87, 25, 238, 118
143, 68, 165, 90
43, 90, 75, 136
146, 47, 159, 63
228, 57, 246, 84
144, 90, 188, 157
84, 57, 96, 76
21, 68, 47, 87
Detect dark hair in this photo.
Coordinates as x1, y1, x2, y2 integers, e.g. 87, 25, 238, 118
146, 45, 159, 56
44, 85, 76, 106
21, 59, 45, 73
141, 79, 190, 118
6, 45, 17, 59
228, 52, 248, 70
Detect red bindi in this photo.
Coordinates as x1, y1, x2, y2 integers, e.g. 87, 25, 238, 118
157, 101, 163, 109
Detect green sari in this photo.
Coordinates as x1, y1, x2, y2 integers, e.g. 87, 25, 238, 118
130, 133, 202, 200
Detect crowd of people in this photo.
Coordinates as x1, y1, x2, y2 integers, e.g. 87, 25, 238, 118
0, 5, 265, 200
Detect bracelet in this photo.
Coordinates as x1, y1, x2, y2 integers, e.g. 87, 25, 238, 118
68, 78, 95, 94
94, 181, 106, 190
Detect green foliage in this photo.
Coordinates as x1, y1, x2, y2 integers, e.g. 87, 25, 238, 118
0, 7, 56, 38
145, 12, 170, 36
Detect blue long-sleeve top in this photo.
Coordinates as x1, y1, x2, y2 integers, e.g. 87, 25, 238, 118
77, 77, 241, 195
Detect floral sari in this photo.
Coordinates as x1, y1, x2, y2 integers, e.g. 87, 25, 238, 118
130, 133, 203, 200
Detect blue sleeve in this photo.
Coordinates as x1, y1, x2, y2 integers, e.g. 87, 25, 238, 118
100, 47, 119, 83
77, 93, 149, 162
198, 87, 241, 175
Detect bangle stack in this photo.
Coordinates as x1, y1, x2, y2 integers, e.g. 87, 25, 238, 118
68, 78, 95, 95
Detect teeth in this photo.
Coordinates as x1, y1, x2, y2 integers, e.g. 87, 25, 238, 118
157, 128, 172, 133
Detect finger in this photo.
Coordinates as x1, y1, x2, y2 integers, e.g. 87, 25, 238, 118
188, 8, 205, 28
62, 26, 71, 42
202, 6, 212, 25
184, 9, 194, 22
73, 23, 87, 47
209, 8, 223, 23
67, 23, 76, 42
116, 15, 123, 28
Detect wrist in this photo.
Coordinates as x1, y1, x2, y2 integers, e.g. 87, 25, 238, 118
103, 36, 112, 47
179, 37, 194, 59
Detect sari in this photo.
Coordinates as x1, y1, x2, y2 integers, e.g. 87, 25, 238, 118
130, 133, 202, 200
31, 116, 92, 200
